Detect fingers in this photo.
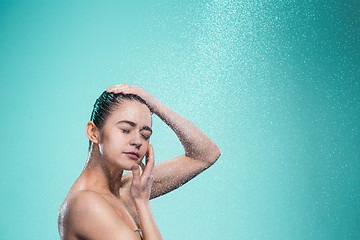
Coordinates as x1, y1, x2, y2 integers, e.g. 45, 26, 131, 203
139, 162, 145, 172
141, 145, 155, 180
130, 147, 154, 201
106, 84, 128, 94
131, 165, 141, 185
106, 84, 136, 94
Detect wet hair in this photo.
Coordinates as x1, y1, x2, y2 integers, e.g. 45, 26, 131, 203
88, 91, 150, 150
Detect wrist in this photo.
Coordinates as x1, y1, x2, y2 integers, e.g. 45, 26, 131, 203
145, 96, 163, 114
134, 198, 150, 206
134, 199, 152, 213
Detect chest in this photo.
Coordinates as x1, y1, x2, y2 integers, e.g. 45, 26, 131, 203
103, 194, 139, 230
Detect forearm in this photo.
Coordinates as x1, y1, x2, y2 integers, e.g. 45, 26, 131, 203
151, 98, 221, 165
134, 200, 162, 240
105, 84, 221, 164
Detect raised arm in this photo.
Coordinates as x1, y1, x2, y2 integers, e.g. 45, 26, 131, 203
107, 84, 221, 198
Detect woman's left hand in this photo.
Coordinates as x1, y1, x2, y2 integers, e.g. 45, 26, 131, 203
106, 84, 158, 112
130, 144, 155, 203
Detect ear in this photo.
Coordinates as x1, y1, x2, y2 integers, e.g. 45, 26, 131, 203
86, 121, 100, 144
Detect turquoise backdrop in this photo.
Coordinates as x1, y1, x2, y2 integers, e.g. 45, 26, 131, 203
1, 1, 359, 239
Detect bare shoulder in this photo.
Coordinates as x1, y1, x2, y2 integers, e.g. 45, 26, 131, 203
58, 190, 138, 240
58, 191, 110, 239
59, 190, 108, 221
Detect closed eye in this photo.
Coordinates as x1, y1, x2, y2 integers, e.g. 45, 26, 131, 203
142, 134, 150, 140
121, 129, 130, 134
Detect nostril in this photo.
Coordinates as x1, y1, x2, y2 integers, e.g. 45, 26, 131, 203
130, 141, 142, 149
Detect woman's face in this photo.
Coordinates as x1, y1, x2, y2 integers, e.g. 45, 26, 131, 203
97, 100, 152, 170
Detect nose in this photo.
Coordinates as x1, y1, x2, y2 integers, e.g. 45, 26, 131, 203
129, 132, 142, 149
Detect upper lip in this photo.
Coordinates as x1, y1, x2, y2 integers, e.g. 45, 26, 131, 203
124, 151, 140, 158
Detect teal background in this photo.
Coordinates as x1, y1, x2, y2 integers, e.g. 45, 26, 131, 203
1, 0, 359, 239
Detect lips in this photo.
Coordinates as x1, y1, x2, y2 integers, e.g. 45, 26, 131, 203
123, 151, 140, 159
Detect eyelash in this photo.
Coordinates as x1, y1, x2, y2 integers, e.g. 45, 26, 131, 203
121, 129, 150, 140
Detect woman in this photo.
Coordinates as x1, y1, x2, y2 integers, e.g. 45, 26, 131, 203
58, 84, 221, 240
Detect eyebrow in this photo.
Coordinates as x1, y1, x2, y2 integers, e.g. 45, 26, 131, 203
116, 120, 152, 133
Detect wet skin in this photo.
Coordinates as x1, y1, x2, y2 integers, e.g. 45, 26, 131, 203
58, 84, 221, 240
58, 100, 153, 240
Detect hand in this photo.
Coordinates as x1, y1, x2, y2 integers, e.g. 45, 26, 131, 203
130, 144, 155, 203
106, 84, 158, 112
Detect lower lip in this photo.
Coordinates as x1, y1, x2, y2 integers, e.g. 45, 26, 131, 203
124, 153, 139, 160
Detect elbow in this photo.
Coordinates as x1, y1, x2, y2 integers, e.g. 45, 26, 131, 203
213, 145, 222, 163
206, 144, 221, 166
186, 143, 221, 166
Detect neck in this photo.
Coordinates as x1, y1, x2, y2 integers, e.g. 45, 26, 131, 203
81, 144, 124, 198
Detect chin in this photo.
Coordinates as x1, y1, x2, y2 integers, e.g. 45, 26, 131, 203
122, 161, 140, 171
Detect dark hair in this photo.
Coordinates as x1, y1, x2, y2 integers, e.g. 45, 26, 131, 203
90, 91, 148, 128
88, 91, 150, 150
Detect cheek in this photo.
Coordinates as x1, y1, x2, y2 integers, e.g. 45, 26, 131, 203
98, 142, 114, 157
140, 141, 150, 157
99, 134, 125, 156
